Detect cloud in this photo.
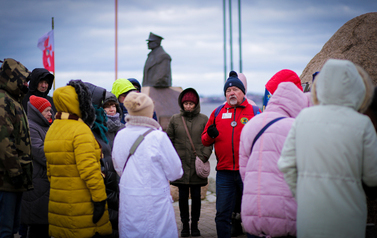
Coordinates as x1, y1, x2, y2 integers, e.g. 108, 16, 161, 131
1, 0, 376, 97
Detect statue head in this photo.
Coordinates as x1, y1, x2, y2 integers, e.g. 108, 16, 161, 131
147, 32, 163, 50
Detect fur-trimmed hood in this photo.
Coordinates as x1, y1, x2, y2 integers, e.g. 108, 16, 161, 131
53, 80, 95, 127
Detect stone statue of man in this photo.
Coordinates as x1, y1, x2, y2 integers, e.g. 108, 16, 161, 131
142, 32, 172, 88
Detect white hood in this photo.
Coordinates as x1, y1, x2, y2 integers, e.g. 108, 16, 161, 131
316, 59, 365, 111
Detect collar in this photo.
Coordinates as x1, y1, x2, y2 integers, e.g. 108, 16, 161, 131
125, 115, 161, 130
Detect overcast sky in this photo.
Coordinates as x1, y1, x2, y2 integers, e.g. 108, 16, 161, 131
1, 0, 376, 96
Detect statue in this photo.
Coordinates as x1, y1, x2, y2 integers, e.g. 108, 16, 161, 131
142, 32, 172, 88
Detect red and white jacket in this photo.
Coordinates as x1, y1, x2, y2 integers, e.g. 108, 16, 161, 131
202, 99, 259, 171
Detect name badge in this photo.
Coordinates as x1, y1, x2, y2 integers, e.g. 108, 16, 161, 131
222, 113, 232, 119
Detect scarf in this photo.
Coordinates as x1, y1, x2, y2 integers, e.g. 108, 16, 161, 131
55, 112, 83, 122
106, 112, 123, 132
125, 115, 161, 130
91, 105, 109, 144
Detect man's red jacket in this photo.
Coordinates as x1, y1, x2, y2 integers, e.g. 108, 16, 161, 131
201, 99, 259, 171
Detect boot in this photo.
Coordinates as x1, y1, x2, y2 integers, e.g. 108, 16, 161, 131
231, 212, 244, 237
191, 221, 201, 237
181, 222, 190, 237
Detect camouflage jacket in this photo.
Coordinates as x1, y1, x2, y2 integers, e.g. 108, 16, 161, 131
0, 59, 33, 192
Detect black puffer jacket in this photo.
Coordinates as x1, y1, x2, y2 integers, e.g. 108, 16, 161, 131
22, 68, 56, 113
84, 82, 119, 237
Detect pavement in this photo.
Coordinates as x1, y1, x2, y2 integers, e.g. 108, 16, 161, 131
14, 153, 377, 238
173, 153, 248, 238
173, 198, 248, 238
15, 154, 250, 238
15, 199, 246, 238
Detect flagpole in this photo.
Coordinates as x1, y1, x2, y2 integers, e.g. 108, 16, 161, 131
115, 0, 118, 81
238, 0, 242, 73
52, 17, 55, 91
229, 0, 233, 71
223, 0, 227, 83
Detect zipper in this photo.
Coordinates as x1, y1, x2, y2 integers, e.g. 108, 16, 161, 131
232, 107, 236, 170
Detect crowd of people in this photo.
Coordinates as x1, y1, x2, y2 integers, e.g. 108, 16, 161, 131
0, 57, 377, 238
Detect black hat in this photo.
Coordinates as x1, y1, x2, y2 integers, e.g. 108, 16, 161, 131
223, 71, 245, 96
146, 32, 163, 42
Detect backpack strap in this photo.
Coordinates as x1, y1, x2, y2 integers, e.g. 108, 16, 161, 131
213, 104, 225, 126
122, 128, 154, 173
214, 104, 225, 118
249, 117, 285, 155
252, 105, 260, 116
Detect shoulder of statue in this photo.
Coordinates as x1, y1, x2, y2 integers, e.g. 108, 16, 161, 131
151, 47, 171, 61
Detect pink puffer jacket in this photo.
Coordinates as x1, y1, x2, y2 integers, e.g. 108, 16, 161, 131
239, 82, 309, 237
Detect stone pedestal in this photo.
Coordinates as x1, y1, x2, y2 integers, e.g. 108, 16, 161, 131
141, 86, 182, 131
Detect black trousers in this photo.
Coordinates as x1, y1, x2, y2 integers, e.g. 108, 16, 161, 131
28, 224, 50, 238
178, 184, 202, 223
233, 180, 242, 214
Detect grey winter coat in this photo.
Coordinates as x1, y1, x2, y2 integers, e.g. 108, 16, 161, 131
21, 102, 53, 224
278, 59, 377, 238
167, 88, 213, 186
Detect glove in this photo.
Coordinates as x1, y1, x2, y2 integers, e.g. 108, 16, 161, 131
92, 200, 106, 224
10, 175, 24, 189
207, 124, 219, 138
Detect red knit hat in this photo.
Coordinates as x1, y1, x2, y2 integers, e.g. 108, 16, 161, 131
30, 95, 51, 113
181, 91, 198, 105
265, 69, 303, 95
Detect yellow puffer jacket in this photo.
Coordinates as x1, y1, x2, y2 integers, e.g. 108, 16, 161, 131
44, 85, 112, 238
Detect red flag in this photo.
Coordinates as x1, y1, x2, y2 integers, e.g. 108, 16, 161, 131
37, 30, 54, 73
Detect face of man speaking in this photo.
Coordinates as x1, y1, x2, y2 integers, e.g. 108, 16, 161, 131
225, 86, 244, 107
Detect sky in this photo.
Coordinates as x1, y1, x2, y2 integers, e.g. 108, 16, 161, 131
1, 0, 376, 97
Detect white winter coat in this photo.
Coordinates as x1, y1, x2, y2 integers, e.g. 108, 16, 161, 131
278, 59, 377, 238
112, 115, 183, 238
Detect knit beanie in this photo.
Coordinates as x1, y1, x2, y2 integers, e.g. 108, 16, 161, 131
181, 91, 198, 105
30, 95, 51, 113
111, 78, 136, 99
123, 92, 154, 118
265, 69, 303, 95
223, 71, 245, 96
